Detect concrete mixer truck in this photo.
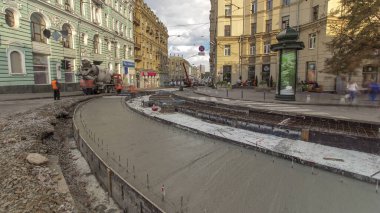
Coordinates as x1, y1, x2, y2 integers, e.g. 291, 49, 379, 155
78, 60, 123, 94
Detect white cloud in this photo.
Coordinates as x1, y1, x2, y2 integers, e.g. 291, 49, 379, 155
144, 0, 210, 71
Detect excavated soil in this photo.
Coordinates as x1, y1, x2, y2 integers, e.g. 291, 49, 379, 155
0, 97, 119, 212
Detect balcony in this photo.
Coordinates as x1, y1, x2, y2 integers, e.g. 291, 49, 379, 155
134, 43, 141, 50
134, 54, 142, 62
133, 17, 141, 26
63, 47, 76, 58
32, 41, 51, 55
93, 53, 103, 62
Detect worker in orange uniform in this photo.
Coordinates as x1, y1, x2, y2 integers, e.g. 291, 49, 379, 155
51, 78, 61, 100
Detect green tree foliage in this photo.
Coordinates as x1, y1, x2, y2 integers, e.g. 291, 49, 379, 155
325, 0, 380, 75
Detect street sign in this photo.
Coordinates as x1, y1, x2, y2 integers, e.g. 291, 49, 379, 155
52, 31, 61, 41
199, 45, 205, 52
198, 52, 205, 56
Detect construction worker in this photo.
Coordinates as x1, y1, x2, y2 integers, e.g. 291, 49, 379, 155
51, 78, 61, 100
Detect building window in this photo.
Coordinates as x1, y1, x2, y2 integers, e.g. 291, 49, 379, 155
224, 25, 231, 36
64, 0, 73, 12
129, 46, 133, 57
306, 62, 317, 82
250, 44, 256, 55
82, 33, 88, 46
225, 5, 232, 17
282, 16, 289, 29
63, 58, 75, 83
312, 5, 319, 21
33, 54, 49, 84
116, 20, 120, 33
106, 39, 111, 51
222, 65, 232, 83
283, 0, 290, 6
108, 62, 113, 72
80, 0, 86, 16
92, 3, 102, 25
224, 45, 231, 56
252, 1, 257, 14
105, 13, 109, 28
62, 24, 73, 48
8, 49, 26, 74
115, 43, 120, 58
251, 23, 257, 35
5, 8, 17, 28
309, 33, 316, 49
267, 0, 272, 11
265, 20, 272, 33
93, 34, 101, 54
264, 42, 271, 54
31, 13, 47, 43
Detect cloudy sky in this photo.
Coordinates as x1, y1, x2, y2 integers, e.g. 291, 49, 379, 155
144, 0, 211, 71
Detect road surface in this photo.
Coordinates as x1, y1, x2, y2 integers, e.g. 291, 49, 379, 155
74, 97, 380, 213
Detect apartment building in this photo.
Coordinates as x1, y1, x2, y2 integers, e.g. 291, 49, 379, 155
168, 56, 191, 84
210, 0, 376, 91
0, 0, 134, 93
133, 0, 169, 88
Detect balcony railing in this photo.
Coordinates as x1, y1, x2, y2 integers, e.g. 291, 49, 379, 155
134, 43, 141, 50
134, 54, 142, 62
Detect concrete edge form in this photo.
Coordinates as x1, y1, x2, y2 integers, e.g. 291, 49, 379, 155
72, 100, 166, 213
126, 97, 379, 185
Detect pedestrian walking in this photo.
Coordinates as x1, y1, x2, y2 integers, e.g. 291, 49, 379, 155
368, 80, 379, 103
51, 78, 61, 100
346, 80, 359, 103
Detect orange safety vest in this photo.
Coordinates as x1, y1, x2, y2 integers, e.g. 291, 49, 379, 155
51, 80, 59, 90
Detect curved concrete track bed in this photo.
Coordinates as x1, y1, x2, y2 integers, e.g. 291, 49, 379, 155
74, 97, 380, 213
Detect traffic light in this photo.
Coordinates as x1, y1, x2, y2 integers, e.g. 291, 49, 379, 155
65, 60, 71, 70
60, 60, 66, 70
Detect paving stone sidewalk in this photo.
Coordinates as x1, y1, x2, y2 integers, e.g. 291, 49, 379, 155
196, 87, 380, 107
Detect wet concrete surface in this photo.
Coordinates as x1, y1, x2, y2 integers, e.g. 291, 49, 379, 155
74, 97, 380, 213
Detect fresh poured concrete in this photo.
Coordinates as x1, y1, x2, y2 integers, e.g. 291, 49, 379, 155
75, 97, 380, 213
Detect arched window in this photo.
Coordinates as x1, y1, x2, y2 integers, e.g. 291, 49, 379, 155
5, 9, 16, 27
31, 13, 47, 43
62, 24, 72, 48
93, 34, 100, 54
8, 50, 25, 74
80, 0, 86, 16
82, 33, 88, 46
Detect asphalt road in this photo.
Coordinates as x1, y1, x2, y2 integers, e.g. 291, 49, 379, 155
75, 97, 380, 213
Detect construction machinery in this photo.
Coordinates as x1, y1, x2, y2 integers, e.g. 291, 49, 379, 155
182, 62, 192, 87
78, 59, 124, 94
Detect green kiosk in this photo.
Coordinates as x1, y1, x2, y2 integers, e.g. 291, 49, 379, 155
271, 27, 305, 101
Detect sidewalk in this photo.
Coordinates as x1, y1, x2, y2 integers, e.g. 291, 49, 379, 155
196, 87, 380, 108
175, 89, 380, 124
0, 91, 84, 102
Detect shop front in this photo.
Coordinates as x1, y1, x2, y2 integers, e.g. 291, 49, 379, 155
137, 70, 159, 89
123, 60, 136, 86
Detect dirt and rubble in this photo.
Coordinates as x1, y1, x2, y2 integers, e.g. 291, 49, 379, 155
0, 97, 120, 213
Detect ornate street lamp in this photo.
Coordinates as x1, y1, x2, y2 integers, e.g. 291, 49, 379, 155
271, 27, 305, 101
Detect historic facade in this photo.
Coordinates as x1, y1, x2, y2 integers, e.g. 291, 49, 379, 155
210, 0, 378, 91
133, 0, 169, 88
168, 56, 190, 84
0, 0, 134, 93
